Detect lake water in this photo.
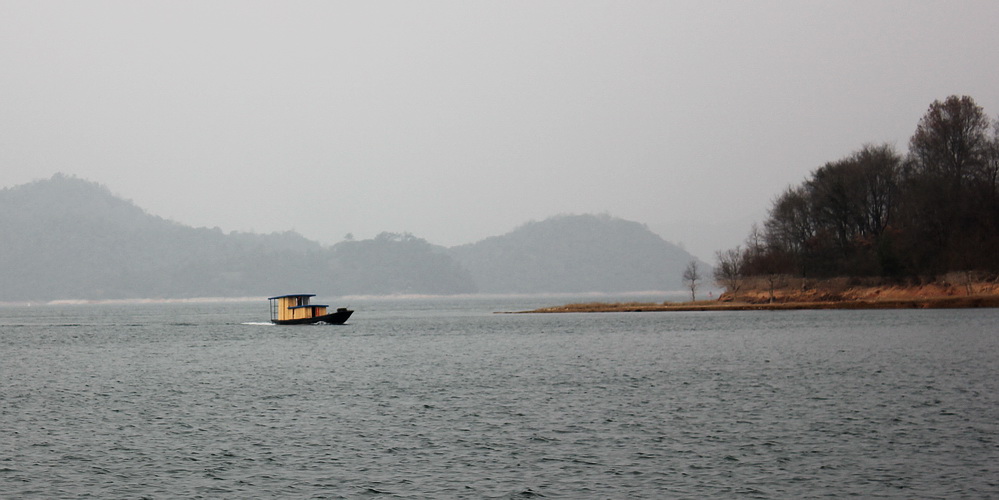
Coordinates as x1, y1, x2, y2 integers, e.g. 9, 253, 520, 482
2, 296, 998, 498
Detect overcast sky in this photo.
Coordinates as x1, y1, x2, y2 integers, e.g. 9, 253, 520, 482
3, 1, 998, 260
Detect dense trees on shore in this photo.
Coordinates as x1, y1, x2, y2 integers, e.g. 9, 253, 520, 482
718, 95, 999, 288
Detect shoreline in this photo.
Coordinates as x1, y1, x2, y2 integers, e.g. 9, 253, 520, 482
515, 294, 999, 313
514, 281, 999, 313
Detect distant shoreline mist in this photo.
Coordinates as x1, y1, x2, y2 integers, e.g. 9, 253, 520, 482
0, 296, 264, 307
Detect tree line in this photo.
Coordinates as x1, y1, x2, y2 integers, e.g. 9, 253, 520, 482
715, 95, 999, 293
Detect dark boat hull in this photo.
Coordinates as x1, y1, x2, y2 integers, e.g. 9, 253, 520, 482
272, 308, 353, 325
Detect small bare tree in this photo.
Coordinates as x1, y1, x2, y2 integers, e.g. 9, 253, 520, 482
682, 260, 701, 301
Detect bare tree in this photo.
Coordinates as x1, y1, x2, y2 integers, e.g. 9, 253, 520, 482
909, 95, 991, 186
682, 260, 701, 301
905, 95, 997, 272
713, 247, 745, 296
983, 115, 999, 202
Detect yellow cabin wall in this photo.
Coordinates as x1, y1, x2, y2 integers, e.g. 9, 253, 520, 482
276, 297, 302, 321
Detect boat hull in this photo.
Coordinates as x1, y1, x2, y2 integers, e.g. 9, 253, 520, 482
271, 308, 353, 325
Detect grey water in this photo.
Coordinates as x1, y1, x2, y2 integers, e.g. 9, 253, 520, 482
2, 296, 998, 499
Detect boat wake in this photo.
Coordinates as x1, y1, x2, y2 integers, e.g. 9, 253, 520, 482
241, 321, 275, 326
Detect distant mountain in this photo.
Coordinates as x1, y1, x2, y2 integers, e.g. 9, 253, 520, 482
327, 233, 476, 296
0, 174, 321, 300
0, 175, 474, 301
449, 214, 708, 293
0, 176, 709, 301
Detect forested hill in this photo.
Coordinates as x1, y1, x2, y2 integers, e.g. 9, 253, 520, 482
450, 214, 706, 293
0, 175, 702, 301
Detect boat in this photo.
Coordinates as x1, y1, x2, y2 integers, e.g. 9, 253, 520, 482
268, 294, 353, 325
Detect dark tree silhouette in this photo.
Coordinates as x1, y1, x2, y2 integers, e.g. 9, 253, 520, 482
716, 95, 999, 294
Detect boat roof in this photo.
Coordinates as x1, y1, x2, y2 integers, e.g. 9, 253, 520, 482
267, 294, 316, 300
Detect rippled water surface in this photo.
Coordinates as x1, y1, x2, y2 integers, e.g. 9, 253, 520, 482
2, 297, 998, 498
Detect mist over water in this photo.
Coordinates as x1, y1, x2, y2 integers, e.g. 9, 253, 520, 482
3, 298, 998, 498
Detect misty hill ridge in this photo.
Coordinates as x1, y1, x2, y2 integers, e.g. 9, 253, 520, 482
0, 175, 704, 300
451, 214, 700, 293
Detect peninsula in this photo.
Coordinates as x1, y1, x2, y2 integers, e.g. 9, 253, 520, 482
519, 279, 999, 313
517, 94, 998, 315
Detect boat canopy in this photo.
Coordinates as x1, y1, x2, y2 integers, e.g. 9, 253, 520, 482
268, 294, 316, 300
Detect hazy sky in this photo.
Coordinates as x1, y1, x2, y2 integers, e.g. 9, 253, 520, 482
3, 1, 998, 260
